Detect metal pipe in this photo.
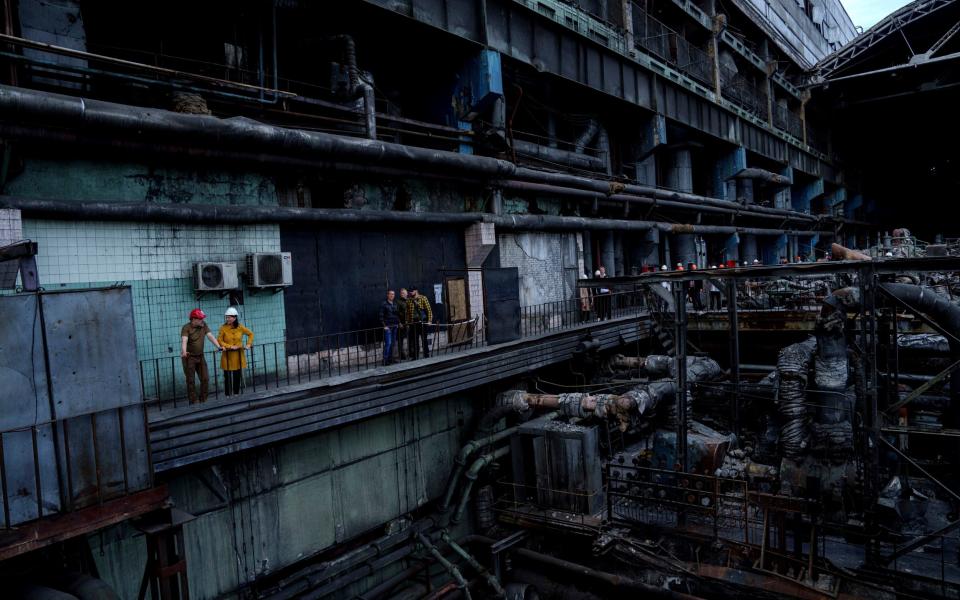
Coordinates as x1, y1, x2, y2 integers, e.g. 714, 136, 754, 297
512, 139, 607, 171
267, 518, 436, 600
0, 196, 827, 237
498, 180, 806, 221
573, 119, 600, 153
507, 545, 705, 599
439, 411, 558, 512
415, 532, 472, 600
0, 86, 820, 223
0, 33, 293, 98
733, 167, 792, 186
440, 532, 505, 598
355, 562, 429, 600
452, 446, 510, 524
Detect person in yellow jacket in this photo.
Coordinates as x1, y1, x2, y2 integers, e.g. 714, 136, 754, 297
217, 306, 254, 397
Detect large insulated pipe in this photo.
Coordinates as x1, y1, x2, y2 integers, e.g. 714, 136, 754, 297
0, 196, 826, 237
512, 140, 607, 171
500, 356, 721, 430
734, 167, 792, 187
328, 35, 376, 139
776, 337, 817, 459
498, 180, 809, 221
0, 86, 820, 223
573, 119, 601, 153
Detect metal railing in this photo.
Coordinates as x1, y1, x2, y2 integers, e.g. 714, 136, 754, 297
141, 291, 651, 410
606, 464, 750, 542
772, 103, 803, 140
521, 289, 646, 337
141, 316, 486, 410
657, 277, 828, 313
632, 4, 713, 86
0, 403, 152, 529
719, 64, 768, 119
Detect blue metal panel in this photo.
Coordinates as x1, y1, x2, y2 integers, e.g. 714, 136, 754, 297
452, 49, 503, 121
713, 146, 746, 199
825, 188, 847, 217
845, 193, 863, 215
458, 121, 473, 155
724, 233, 740, 262
791, 177, 823, 213
761, 233, 788, 265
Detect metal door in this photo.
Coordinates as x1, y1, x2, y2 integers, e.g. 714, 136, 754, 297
484, 267, 520, 344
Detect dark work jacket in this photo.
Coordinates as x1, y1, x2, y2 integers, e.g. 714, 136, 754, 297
380, 300, 401, 327
395, 297, 408, 325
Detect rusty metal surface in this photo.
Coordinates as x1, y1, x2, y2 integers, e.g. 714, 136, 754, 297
0, 289, 151, 527
41, 287, 143, 417
0, 484, 168, 561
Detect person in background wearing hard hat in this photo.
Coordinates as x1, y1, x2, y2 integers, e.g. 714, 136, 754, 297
180, 308, 224, 404
218, 306, 255, 397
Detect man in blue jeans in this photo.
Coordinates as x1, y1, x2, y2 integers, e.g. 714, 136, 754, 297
379, 289, 401, 365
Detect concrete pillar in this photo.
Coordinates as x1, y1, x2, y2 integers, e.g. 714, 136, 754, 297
673, 233, 697, 267
740, 233, 759, 264
724, 233, 740, 264
601, 231, 616, 275
738, 179, 754, 204
614, 232, 625, 277
725, 179, 737, 203
761, 233, 788, 264
641, 229, 660, 268
666, 147, 694, 193
582, 230, 593, 275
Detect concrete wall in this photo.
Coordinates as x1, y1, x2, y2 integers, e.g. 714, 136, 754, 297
497, 232, 580, 306
92, 395, 475, 599
732, 0, 857, 68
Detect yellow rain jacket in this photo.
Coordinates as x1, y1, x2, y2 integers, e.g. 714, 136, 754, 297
217, 324, 254, 371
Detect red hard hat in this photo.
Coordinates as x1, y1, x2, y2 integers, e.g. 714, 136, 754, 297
190, 308, 206, 320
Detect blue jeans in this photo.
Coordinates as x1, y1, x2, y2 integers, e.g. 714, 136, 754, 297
383, 326, 397, 363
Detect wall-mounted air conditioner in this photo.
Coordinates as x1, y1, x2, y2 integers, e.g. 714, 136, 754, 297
247, 252, 293, 288
194, 262, 239, 291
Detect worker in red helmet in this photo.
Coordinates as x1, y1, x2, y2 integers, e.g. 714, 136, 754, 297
180, 308, 224, 404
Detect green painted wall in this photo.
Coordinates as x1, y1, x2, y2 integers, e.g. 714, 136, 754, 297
91, 395, 474, 599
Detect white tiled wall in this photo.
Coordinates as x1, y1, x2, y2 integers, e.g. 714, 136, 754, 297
23, 219, 280, 284
0, 209, 23, 287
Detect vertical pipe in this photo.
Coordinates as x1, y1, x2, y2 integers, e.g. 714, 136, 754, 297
727, 280, 740, 438
673, 285, 688, 472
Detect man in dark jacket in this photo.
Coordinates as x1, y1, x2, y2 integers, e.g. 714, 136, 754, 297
395, 287, 409, 361
405, 286, 433, 359
379, 290, 401, 366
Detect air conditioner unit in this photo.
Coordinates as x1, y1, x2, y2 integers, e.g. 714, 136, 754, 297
247, 252, 293, 288
194, 262, 239, 291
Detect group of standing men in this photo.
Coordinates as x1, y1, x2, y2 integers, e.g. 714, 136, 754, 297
379, 287, 434, 366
